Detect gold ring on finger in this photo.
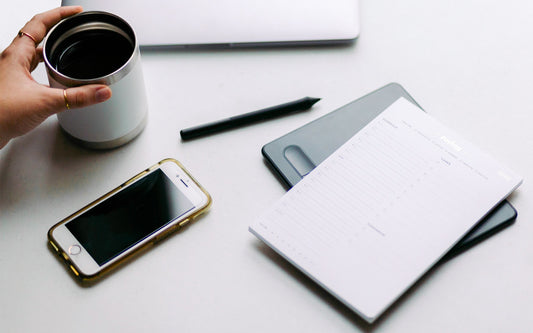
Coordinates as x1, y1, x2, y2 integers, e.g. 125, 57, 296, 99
18, 30, 37, 45
63, 89, 71, 110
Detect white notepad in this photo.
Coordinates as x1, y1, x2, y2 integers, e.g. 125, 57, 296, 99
249, 98, 522, 323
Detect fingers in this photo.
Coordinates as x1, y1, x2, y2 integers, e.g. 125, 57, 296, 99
17, 6, 83, 46
45, 85, 112, 116
29, 47, 44, 72
36, 47, 44, 62
65, 85, 113, 109
8, 7, 83, 71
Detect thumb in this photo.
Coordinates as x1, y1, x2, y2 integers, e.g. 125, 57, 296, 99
50, 85, 112, 113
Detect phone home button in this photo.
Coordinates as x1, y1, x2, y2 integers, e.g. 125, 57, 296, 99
68, 245, 82, 255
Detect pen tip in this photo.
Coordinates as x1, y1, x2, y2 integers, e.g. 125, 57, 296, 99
307, 97, 321, 105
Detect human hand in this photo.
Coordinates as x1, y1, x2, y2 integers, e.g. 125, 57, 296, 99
0, 6, 112, 149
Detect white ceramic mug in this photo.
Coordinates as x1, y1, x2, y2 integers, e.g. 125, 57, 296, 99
43, 11, 148, 149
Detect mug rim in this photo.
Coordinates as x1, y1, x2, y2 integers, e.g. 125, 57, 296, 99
43, 11, 140, 86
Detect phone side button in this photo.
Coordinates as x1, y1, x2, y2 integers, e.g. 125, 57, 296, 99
49, 241, 59, 252
154, 225, 178, 243
178, 218, 190, 228
69, 265, 80, 277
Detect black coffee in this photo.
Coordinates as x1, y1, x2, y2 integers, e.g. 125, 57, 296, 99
51, 29, 133, 79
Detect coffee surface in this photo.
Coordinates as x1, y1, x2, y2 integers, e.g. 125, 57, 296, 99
52, 29, 133, 79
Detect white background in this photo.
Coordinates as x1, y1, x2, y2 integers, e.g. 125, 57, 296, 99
1, 1, 532, 332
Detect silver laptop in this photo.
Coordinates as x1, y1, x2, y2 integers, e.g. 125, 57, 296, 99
61, 0, 359, 48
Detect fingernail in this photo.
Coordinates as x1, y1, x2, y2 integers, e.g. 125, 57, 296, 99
95, 87, 112, 103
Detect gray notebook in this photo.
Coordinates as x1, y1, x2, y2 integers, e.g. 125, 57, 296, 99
262, 83, 516, 258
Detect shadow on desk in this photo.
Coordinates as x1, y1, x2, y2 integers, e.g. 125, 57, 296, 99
0, 122, 96, 212
140, 41, 355, 55
0, 120, 139, 214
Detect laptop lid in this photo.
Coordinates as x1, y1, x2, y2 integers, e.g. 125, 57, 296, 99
61, 0, 360, 48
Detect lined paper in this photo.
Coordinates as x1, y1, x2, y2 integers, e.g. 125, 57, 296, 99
250, 98, 522, 323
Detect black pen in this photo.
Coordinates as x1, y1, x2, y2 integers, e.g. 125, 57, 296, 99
180, 97, 321, 140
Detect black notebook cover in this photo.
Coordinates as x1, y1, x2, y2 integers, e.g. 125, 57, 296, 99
262, 83, 516, 258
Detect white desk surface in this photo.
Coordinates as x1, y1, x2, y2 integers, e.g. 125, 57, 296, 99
1, 1, 532, 332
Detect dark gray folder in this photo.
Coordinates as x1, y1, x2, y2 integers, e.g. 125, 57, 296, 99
262, 83, 516, 258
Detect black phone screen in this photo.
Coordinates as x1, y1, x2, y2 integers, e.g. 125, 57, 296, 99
66, 169, 195, 266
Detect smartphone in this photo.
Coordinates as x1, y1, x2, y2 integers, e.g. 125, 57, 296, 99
48, 158, 212, 282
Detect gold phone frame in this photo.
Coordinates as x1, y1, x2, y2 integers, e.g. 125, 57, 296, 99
47, 158, 212, 282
